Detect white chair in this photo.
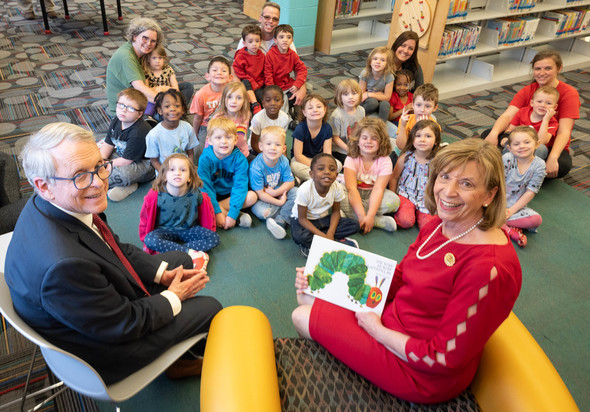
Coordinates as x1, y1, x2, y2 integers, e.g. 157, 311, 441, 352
0, 271, 206, 411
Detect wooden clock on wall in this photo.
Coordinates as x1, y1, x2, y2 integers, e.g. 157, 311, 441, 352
398, 0, 438, 48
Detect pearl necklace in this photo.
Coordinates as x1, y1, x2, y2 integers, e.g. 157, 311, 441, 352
416, 217, 484, 260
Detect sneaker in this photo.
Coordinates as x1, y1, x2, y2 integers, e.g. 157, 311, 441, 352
238, 212, 252, 228
299, 244, 310, 257
374, 215, 397, 232
188, 249, 209, 271
339, 237, 359, 248
336, 173, 345, 184
504, 225, 527, 248
266, 218, 286, 239
251, 102, 262, 114
288, 119, 299, 130
107, 183, 138, 202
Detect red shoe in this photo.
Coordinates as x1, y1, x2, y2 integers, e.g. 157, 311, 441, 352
504, 225, 527, 248
188, 250, 209, 270
251, 102, 262, 114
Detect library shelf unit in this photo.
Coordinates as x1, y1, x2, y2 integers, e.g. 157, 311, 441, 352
316, 0, 395, 55
388, 0, 590, 100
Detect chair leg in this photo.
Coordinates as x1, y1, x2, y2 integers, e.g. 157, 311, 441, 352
20, 345, 39, 411
62, 0, 69, 19
99, 0, 109, 35
39, 0, 51, 34
116, 0, 122, 20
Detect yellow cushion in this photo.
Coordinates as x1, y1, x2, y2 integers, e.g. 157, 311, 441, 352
471, 312, 579, 412
201, 306, 281, 412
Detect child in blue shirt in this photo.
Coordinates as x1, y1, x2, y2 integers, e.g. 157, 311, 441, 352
249, 126, 297, 239
198, 117, 257, 230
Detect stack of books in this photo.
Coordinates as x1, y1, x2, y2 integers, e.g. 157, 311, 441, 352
508, 0, 537, 12
334, 0, 363, 18
486, 16, 540, 46
447, 0, 471, 19
540, 8, 590, 36
438, 23, 481, 57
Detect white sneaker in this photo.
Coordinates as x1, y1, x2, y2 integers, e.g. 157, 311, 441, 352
238, 213, 252, 228
107, 183, 138, 202
374, 215, 397, 232
187, 249, 209, 271
266, 218, 286, 239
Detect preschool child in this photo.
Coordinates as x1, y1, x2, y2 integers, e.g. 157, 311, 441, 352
249, 85, 290, 155
501, 86, 559, 155
232, 24, 265, 114
264, 24, 308, 125
290, 153, 360, 257
100, 88, 155, 202
139, 153, 219, 269
502, 126, 546, 248
359, 46, 394, 121
340, 118, 400, 234
210, 82, 251, 159
291, 94, 340, 182
249, 126, 298, 239
390, 119, 441, 229
141, 45, 179, 116
330, 78, 365, 165
198, 117, 257, 230
388, 69, 414, 122
395, 83, 440, 153
145, 89, 197, 172
190, 56, 233, 160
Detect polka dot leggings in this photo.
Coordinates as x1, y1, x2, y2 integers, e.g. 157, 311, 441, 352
144, 226, 220, 253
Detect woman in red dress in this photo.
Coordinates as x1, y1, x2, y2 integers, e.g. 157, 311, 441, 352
292, 138, 522, 404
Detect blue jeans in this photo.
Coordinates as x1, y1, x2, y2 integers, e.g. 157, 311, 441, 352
290, 215, 360, 248
251, 187, 298, 224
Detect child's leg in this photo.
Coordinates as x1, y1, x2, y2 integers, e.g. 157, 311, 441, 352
378, 101, 391, 121
334, 217, 361, 240
339, 189, 357, 220
290, 157, 312, 182
393, 195, 417, 229
277, 187, 298, 225
535, 144, 549, 160
178, 226, 220, 252
252, 200, 280, 220
361, 98, 379, 115
377, 189, 401, 215
416, 211, 436, 230
194, 125, 208, 163
290, 217, 320, 248
332, 151, 347, 166
108, 159, 155, 188
144, 228, 185, 253
507, 207, 542, 230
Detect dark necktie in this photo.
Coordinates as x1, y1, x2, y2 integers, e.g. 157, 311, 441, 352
92, 214, 150, 296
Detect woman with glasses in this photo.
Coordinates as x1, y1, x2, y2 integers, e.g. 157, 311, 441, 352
106, 17, 194, 119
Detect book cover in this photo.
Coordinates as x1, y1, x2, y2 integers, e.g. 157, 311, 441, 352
302, 236, 397, 316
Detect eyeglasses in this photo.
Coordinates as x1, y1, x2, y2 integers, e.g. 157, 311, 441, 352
141, 35, 157, 45
261, 15, 280, 23
51, 161, 113, 190
116, 102, 140, 113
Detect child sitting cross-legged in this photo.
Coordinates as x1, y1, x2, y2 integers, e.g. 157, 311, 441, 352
198, 117, 257, 230
249, 126, 298, 239
100, 88, 155, 202
139, 153, 219, 270
290, 153, 360, 257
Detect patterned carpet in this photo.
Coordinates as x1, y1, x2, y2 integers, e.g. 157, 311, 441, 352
1, 0, 589, 195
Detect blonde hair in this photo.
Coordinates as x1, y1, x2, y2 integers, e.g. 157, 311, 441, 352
152, 153, 201, 193
507, 125, 539, 145
141, 45, 170, 73
334, 78, 362, 109
424, 138, 506, 231
260, 126, 286, 145
364, 46, 393, 76
533, 85, 560, 102
347, 117, 391, 159
207, 116, 238, 139
217, 82, 251, 124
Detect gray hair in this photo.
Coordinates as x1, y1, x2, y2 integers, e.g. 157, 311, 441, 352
21, 123, 95, 188
126, 17, 164, 48
261, 2, 280, 14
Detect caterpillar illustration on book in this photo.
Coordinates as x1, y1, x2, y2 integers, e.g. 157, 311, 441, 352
307, 250, 385, 309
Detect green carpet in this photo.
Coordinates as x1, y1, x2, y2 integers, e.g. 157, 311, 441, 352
99, 175, 590, 411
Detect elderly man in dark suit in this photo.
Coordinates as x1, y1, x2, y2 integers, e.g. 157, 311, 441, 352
5, 122, 221, 384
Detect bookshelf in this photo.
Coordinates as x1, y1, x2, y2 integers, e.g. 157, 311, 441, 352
316, 0, 395, 55
388, 0, 590, 99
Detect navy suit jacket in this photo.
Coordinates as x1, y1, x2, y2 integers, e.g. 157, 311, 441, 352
5, 195, 176, 372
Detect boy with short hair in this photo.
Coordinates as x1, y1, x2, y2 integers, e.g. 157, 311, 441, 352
198, 117, 257, 230
190, 56, 233, 160
100, 88, 155, 201
249, 85, 290, 155
503, 85, 559, 150
264, 24, 307, 122
233, 25, 265, 114
395, 83, 441, 153
249, 126, 297, 239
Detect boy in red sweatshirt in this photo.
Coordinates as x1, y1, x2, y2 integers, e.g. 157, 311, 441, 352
264, 24, 308, 129
232, 24, 265, 114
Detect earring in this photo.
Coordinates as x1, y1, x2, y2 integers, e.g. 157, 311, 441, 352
483, 204, 488, 207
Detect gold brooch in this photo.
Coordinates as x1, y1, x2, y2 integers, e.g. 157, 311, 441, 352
444, 253, 455, 267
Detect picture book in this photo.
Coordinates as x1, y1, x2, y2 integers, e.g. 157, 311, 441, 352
302, 236, 397, 316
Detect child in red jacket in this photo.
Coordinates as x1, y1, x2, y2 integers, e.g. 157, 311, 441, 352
232, 24, 265, 114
